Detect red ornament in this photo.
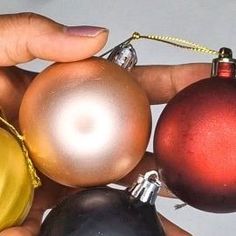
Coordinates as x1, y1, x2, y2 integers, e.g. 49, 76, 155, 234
154, 48, 236, 213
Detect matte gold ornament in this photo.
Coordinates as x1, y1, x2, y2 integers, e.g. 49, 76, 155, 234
19, 57, 151, 187
0, 116, 40, 231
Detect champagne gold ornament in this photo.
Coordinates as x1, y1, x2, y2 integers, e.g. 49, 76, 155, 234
19, 33, 217, 188
19, 58, 151, 187
0, 116, 40, 231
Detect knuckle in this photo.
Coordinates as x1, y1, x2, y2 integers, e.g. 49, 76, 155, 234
0, 12, 56, 65
18, 12, 42, 26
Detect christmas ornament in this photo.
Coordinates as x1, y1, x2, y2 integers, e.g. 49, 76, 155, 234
19, 57, 151, 187
154, 48, 236, 213
40, 171, 165, 236
0, 116, 40, 231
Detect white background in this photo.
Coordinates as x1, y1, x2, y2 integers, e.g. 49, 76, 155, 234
1, 1, 236, 235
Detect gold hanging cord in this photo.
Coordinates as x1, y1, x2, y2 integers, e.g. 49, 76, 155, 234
0, 115, 41, 188
100, 32, 219, 58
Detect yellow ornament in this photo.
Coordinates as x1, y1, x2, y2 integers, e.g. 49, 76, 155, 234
0, 116, 40, 232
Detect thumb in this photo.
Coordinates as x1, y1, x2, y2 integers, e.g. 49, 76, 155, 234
0, 12, 109, 66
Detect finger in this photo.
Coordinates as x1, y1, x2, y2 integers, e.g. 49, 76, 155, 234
0, 227, 33, 236
0, 66, 37, 123
0, 172, 83, 236
0, 207, 45, 236
0, 12, 108, 65
158, 213, 192, 236
118, 152, 176, 198
132, 63, 211, 104
0, 175, 67, 236
22, 174, 81, 235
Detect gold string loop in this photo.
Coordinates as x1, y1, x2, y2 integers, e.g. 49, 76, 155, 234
0, 116, 41, 188
100, 32, 219, 58
131, 32, 219, 55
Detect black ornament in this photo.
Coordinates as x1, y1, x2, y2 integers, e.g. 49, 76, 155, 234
40, 172, 165, 236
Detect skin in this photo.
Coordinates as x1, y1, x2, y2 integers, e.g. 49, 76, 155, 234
0, 12, 212, 236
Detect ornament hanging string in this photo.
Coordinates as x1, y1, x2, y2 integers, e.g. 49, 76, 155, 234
100, 32, 219, 58
0, 115, 41, 188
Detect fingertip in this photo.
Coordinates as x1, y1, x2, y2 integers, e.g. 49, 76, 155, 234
64, 25, 109, 37
64, 28, 109, 60
29, 25, 109, 62
0, 13, 109, 65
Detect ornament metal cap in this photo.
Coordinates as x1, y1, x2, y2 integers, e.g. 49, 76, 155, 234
128, 170, 161, 205
211, 47, 236, 78
107, 43, 137, 70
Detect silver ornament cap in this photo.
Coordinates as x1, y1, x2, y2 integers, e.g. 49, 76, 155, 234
211, 47, 236, 78
107, 43, 137, 70
128, 170, 161, 205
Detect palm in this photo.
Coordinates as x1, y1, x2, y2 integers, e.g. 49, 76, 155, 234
0, 166, 184, 236
0, 152, 188, 236
0, 63, 211, 236
0, 13, 212, 236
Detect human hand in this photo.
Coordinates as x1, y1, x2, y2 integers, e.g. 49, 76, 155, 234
0, 12, 211, 236
0, 12, 108, 125
0, 11, 107, 236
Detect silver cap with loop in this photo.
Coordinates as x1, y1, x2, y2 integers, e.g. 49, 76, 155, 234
107, 43, 137, 71
128, 170, 162, 205
211, 47, 236, 78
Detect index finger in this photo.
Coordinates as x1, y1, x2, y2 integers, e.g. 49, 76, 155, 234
132, 63, 211, 104
0, 13, 108, 66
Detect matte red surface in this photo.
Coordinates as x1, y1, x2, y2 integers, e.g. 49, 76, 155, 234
218, 63, 235, 78
154, 78, 236, 213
